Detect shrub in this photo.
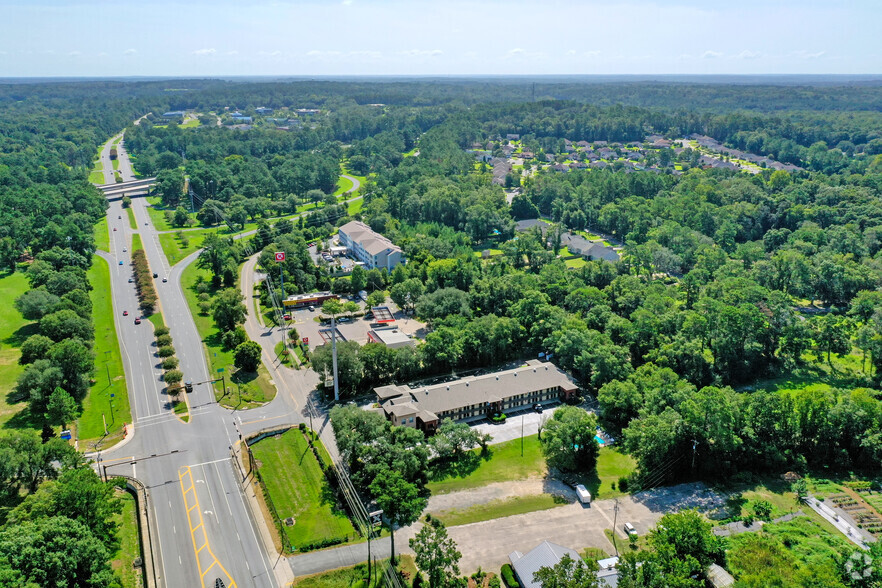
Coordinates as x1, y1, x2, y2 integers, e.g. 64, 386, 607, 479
164, 369, 183, 386
298, 423, 306, 432
288, 326, 299, 341
154, 326, 170, 337
161, 356, 179, 370
500, 564, 517, 588
296, 536, 347, 552
157, 345, 175, 358
618, 476, 629, 493
222, 326, 248, 351
156, 334, 173, 347
489, 577, 501, 588
198, 301, 212, 315
412, 573, 426, 588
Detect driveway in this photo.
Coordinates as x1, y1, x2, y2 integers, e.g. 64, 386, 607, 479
470, 404, 563, 445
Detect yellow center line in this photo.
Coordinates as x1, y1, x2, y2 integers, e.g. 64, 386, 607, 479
178, 466, 238, 588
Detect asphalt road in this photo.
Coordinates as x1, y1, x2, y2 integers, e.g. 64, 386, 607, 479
94, 134, 281, 588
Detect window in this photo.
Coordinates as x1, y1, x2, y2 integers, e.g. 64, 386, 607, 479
409, 417, 414, 423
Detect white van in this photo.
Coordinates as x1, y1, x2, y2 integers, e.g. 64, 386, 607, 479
575, 484, 591, 504
623, 522, 637, 536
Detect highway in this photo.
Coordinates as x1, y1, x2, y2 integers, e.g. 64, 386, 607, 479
92, 130, 283, 588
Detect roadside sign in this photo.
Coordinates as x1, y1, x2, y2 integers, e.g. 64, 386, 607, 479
275, 251, 286, 262
303, 337, 309, 344
217, 367, 224, 373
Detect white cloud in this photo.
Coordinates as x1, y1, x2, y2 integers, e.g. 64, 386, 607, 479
257, 50, 282, 56
226, 50, 238, 56
67, 51, 80, 57
567, 49, 577, 56
791, 49, 826, 59
192, 48, 216, 56
124, 48, 137, 55
737, 50, 762, 59
342, 0, 353, 4
701, 50, 722, 59
349, 50, 382, 59
400, 49, 443, 57
507, 48, 525, 57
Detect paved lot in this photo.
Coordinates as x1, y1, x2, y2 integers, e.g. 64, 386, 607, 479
470, 403, 563, 445
292, 303, 426, 348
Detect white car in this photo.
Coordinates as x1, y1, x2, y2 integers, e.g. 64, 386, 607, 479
123, 247, 127, 252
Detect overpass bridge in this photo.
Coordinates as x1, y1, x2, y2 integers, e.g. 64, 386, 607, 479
97, 177, 156, 199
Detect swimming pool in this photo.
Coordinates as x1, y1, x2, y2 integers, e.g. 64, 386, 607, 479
594, 435, 605, 446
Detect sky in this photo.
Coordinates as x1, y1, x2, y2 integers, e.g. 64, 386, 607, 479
0, 0, 880, 77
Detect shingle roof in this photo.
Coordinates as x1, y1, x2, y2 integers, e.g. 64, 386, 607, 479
510, 541, 581, 588
380, 362, 576, 417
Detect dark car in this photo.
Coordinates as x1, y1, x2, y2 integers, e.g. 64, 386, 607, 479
532, 403, 543, 413
153, 272, 158, 278
118, 215, 121, 219
162, 277, 168, 283
128, 277, 133, 283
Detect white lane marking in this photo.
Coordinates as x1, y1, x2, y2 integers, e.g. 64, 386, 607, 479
201, 465, 221, 525
186, 457, 231, 469
214, 462, 235, 517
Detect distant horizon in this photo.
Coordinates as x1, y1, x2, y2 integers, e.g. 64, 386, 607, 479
2, 0, 879, 77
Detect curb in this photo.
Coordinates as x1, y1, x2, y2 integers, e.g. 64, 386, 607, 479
118, 475, 159, 588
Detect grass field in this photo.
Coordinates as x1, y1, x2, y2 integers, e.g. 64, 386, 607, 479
432, 494, 567, 527
292, 556, 417, 588
110, 489, 145, 588
79, 256, 130, 448
180, 263, 275, 408
427, 435, 635, 501
0, 271, 36, 428
158, 231, 206, 266
347, 197, 364, 216
180, 118, 200, 129
564, 257, 588, 268
131, 233, 143, 253
274, 341, 293, 367
251, 429, 356, 551
147, 311, 165, 331
146, 205, 175, 232
126, 207, 137, 230
172, 398, 189, 422
112, 158, 120, 171
332, 176, 354, 197
94, 217, 110, 252
89, 169, 106, 184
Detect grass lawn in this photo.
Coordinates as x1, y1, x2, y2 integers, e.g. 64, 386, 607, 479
79, 256, 130, 449
158, 231, 207, 266
180, 263, 276, 408
180, 118, 200, 129
147, 311, 165, 331
332, 176, 354, 197
110, 489, 145, 588
347, 197, 364, 216
112, 158, 120, 171
274, 341, 293, 367
0, 270, 37, 429
432, 494, 567, 527
292, 555, 417, 588
251, 429, 356, 551
172, 398, 189, 422
94, 217, 110, 252
426, 434, 547, 495
131, 233, 143, 253
126, 207, 137, 230
146, 205, 175, 232
564, 257, 588, 268
89, 169, 106, 184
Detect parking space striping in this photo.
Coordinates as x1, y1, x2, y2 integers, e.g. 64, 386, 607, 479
179, 466, 237, 588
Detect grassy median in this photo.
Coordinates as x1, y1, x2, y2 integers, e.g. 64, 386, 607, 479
79, 255, 131, 448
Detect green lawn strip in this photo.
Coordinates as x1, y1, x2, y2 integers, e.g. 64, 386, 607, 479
251, 429, 356, 551
565, 257, 588, 268
347, 197, 364, 216
112, 158, 120, 171
274, 341, 292, 367
292, 555, 417, 588
131, 233, 143, 253
110, 488, 144, 588
172, 399, 189, 422
112, 136, 121, 146
432, 494, 566, 527
147, 311, 165, 331
0, 271, 36, 429
126, 207, 137, 230
427, 434, 547, 495
89, 169, 106, 184
180, 119, 200, 129
94, 217, 110, 252
78, 256, 130, 448
332, 176, 354, 197
146, 205, 175, 232
180, 263, 275, 408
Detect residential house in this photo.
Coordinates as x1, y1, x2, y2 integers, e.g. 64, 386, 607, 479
576, 140, 591, 148
255, 106, 273, 115
337, 221, 405, 271
521, 151, 534, 159
590, 160, 608, 169
552, 164, 568, 173
506, 133, 520, 140
593, 140, 608, 147
652, 139, 673, 149
491, 158, 512, 185
598, 148, 618, 159
569, 161, 588, 170
161, 110, 185, 118
376, 360, 578, 433
545, 154, 556, 162
501, 144, 515, 157
510, 542, 620, 588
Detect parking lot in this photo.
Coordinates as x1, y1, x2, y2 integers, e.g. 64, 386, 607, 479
289, 301, 426, 349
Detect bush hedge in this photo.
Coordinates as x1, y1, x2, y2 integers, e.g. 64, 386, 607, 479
500, 564, 518, 588
132, 249, 157, 313
296, 535, 348, 552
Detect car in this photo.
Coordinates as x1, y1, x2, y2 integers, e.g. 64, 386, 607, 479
283, 314, 291, 321
123, 247, 127, 252
128, 278, 133, 283
134, 317, 141, 325
113, 227, 117, 231
118, 260, 123, 265
338, 317, 351, 323
153, 273, 158, 278
144, 222, 148, 226
623, 522, 637, 536
123, 310, 128, 316
162, 277, 168, 283
308, 305, 315, 312
118, 215, 122, 219
532, 403, 543, 413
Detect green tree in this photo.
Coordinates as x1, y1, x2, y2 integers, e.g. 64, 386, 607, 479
350, 265, 367, 293
430, 419, 490, 462
211, 288, 246, 332
370, 470, 427, 564
321, 298, 345, 319
409, 517, 462, 588
173, 206, 190, 227
45, 388, 77, 429
343, 300, 360, 318
19, 335, 54, 365
155, 168, 184, 207
415, 287, 471, 323
311, 340, 363, 395
234, 341, 262, 372
366, 290, 386, 308
649, 510, 723, 574
0, 516, 116, 588
14, 289, 60, 321
47, 338, 94, 400
540, 406, 599, 472
532, 553, 600, 588
390, 278, 423, 313
39, 309, 93, 343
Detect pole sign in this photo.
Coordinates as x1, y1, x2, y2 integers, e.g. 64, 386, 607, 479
275, 252, 286, 262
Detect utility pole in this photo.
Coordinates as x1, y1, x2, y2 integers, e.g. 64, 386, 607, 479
521, 413, 524, 457
331, 314, 339, 402
691, 439, 698, 472
612, 498, 620, 557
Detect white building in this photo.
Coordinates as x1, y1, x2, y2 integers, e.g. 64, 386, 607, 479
337, 221, 404, 271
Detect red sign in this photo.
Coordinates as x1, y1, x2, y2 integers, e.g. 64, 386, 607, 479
303, 337, 309, 344
274, 252, 286, 262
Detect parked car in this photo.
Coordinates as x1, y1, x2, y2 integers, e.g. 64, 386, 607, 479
624, 522, 637, 536
533, 403, 543, 413
123, 247, 127, 252
113, 227, 117, 231
283, 314, 291, 321
308, 305, 315, 312
118, 215, 121, 219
